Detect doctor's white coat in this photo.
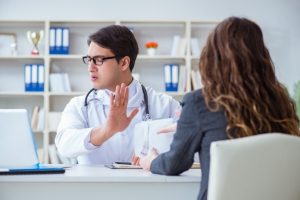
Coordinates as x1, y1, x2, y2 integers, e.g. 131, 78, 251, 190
55, 80, 181, 165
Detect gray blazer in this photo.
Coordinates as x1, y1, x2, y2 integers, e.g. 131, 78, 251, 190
150, 89, 228, 200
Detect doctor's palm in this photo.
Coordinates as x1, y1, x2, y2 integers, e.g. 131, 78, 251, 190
106, 84, 139, 134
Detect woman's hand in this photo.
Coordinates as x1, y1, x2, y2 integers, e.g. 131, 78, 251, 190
158, 110, 180, 134
158, 123, 177, 134
140, 148, 159, 171
131, 155, 140, 166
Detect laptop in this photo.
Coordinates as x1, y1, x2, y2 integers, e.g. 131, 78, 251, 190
0, 109, 65, 175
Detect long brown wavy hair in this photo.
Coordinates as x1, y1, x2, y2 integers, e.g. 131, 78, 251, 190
199, 17, 300, 138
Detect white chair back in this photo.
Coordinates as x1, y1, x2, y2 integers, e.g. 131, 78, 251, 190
208, 133, 300, 200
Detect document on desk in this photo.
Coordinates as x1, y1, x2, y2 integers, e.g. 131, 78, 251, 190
134, 118, 175, 157
105, 162, 142, 169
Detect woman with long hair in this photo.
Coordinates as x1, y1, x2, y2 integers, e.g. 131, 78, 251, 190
140, 17, 300, 200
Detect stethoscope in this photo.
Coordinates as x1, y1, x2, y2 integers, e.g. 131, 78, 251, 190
83, 84, 151, 127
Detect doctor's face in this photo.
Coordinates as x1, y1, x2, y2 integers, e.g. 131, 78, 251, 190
86, 42, 121, 91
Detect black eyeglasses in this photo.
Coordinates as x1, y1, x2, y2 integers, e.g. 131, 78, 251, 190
82, 55, 116, 66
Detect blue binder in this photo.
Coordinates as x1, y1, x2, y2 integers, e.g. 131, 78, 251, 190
49, 27, 56, 54
55, 27, 63, 54
37, 64, 44, 91
62, 27, 69, 54
50, 27, 69, 54
164, 64, 172, 91
171, 64, 179, 91
24, 64, 32, 92
31, 64, 38, 91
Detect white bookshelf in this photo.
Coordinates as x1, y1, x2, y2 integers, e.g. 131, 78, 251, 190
0, 20, 218, 163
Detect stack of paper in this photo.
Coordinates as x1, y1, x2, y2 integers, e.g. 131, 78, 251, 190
49, 73, 71, 92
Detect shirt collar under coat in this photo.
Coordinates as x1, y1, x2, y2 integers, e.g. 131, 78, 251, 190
94, 79, 144, 108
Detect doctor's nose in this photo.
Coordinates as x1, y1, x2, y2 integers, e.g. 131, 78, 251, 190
88, 62, 97, 72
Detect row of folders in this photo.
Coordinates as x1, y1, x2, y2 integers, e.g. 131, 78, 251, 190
164, 64, 183, 92
24, 70, 72, 92
49, 27, 69, 54
48, 29, 199, 56
164, 64, 202, 92
24, 64, 44, 92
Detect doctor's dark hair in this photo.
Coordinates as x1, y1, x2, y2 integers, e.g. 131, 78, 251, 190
199, 17, 300, 138
87, 25, 139, 72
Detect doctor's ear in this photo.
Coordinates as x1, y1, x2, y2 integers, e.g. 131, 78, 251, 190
120, 56, 130, 71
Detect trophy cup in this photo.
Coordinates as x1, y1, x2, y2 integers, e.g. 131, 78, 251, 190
27, 30, 44, 55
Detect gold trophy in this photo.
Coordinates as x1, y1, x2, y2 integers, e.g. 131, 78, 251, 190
27, 30, 44, 55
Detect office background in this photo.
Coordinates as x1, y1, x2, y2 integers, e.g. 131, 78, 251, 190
0, 0, 299, 93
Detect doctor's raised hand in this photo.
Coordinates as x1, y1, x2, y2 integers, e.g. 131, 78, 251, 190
90, 83, 139, 146
107, 83, 139, 134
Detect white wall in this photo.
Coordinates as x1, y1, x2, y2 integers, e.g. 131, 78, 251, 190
0, 0, 299, 93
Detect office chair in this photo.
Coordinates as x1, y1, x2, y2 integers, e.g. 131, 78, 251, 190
208, 133, 300, 200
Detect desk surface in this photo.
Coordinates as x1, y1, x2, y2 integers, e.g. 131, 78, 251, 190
0, 165, 201, 200
0, 165, 201, 182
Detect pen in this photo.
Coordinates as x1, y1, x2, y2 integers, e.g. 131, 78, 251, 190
114, 162, 131, 165
0, 168, 9, 172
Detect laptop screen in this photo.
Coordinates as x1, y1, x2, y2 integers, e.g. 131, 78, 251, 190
0, 109, 39, 168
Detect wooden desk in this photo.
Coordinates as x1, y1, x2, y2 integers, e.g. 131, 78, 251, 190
0, 165, 201, 200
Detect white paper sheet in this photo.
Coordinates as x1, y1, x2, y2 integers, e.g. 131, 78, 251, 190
134, 118, 175, 157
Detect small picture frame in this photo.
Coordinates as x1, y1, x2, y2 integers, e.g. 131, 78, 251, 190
0, 33, 17, 56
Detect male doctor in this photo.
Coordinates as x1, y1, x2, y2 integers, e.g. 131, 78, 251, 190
55, 25, 181, 165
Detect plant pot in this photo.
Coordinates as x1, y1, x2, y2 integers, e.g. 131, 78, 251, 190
147, 48, 156, 56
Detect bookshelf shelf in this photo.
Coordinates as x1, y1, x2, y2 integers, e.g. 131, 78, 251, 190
49, 54, 83, 59
165, 91, 187, 96
191, 56, 200, 60
0, 92, 44, 96
49, 92, 85, 96
137, 55, 185, 60
0, 19, 218, 164
0, 55, 45, 59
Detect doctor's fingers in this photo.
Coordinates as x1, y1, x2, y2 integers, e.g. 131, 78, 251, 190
119, 83, 128, 106
123, 86, 129, 108
113, 85, 121, 107
128, 108, 139, 121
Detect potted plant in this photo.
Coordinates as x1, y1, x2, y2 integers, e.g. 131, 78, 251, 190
145, 41, 158, 56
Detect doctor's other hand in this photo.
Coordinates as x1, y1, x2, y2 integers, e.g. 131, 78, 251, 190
140, 148, 159, 171
106, 83, 139, 134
